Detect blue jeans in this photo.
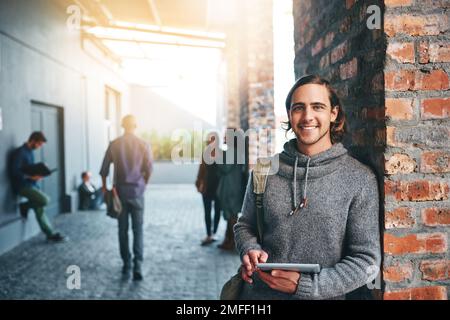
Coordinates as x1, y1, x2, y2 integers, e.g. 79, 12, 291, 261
118, 196, 144, 272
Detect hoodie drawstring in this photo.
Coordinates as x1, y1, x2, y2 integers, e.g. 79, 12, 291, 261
291, 156, 298, 213
290, 156, 311, 216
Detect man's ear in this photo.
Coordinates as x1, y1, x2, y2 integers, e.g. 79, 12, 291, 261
331, 106, 339, 122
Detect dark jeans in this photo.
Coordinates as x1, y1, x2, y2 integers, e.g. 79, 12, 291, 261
202, 195, 221, 237
118, 196, 144, 272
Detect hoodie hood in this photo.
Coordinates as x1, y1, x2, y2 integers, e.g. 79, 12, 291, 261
280, 139, 348, 169
278, 139, 348, 215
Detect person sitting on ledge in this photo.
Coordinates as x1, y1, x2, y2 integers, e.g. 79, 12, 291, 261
78, 171, 104, 210
9, 131, 66, 242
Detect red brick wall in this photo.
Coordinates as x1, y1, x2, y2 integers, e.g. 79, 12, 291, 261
383, 0, 449, 300
293, 0, 385, 173
293, 0, 450, 299
293, 0, 385, 298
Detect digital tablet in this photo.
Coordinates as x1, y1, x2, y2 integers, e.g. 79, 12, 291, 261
256, 263, 321, 273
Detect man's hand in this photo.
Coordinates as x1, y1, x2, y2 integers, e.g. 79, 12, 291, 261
102, 186, 117, 196
256, 269, 301, 294
29, 175, 43, 181
240, 249, 269, 284
197, 182, 205, 193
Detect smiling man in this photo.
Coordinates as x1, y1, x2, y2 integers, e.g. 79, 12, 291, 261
233, 75, 381, 300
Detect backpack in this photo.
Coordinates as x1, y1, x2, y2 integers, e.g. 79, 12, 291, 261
252, 158, 272, 244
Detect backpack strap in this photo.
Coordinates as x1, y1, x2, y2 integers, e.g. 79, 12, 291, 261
252, 158, 272, 244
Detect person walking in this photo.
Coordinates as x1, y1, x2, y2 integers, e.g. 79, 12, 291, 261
196, 133, 221, 246
100, 115, 153, 281
216, 130, 246, 251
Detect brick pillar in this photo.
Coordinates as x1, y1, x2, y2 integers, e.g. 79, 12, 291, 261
244, 0, 275, 166
293, 0, 385, 300
293, 0, 449, 299
382, 0, 449, 300
224, 29, 242, 130
225, 0, 275, 167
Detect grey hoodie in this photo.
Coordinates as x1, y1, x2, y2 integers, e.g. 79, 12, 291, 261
234, 139, 381, 300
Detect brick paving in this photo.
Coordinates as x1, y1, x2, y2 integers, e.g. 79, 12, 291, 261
0, 185, 241, 300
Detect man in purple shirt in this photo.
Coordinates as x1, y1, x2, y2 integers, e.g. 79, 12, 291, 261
100, 115, 153, 281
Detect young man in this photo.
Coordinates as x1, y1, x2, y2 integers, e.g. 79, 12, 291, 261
234, 75, 381, 300
9, 131, 66, 242
78, 171, 103, 210
100, 115, 153, 281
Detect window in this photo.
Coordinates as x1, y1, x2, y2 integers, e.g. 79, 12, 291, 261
104, 86, 122, 142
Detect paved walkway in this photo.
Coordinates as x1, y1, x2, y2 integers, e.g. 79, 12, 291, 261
0, 185, 241, 299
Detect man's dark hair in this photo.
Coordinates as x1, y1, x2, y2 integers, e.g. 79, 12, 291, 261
284, 74, 346, 143
28, 131, 47, 143
81, 171, 89, 179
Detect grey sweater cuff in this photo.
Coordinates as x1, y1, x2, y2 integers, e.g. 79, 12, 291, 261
295, 273, 313, 299
239, 244, 262, 260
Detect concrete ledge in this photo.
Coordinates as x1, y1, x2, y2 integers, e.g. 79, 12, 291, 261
150, 161, 199, 184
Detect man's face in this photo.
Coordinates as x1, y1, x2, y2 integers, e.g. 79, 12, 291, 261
29, 140, 45, 150
83, 172, 91, 183
289, 84, 338, 148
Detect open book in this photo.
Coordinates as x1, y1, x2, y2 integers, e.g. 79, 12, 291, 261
22, 162, 57, 177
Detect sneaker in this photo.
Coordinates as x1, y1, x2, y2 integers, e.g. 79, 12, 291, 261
121, 265, 131, 279
201, 236, 214, 246
47, 232, 67, 242
122, 264, 131, 275
19, 203, 29, 220
133, 271, 143, 281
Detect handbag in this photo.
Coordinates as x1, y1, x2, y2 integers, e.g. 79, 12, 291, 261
220, 158, 271, 300
105, 168, 122, 219
105, 189, 122, 219
219, 266, 245, 300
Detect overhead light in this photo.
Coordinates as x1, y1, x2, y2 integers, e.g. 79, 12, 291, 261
85, 26, 225, 49
161, 26, 226, 40
112, 20, 161, 32
110, 20, 226, 40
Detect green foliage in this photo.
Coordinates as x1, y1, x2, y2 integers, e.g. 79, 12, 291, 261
140, 130, 206, 161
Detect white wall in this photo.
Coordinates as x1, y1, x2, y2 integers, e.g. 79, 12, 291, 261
0, 0, 130, 254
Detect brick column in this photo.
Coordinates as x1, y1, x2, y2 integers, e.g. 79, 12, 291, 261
244, 0, 275, 166
292, 0, 450, 299
225, 0, 275, 167
382, 0, 449, 300
224, 29, 242, 130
